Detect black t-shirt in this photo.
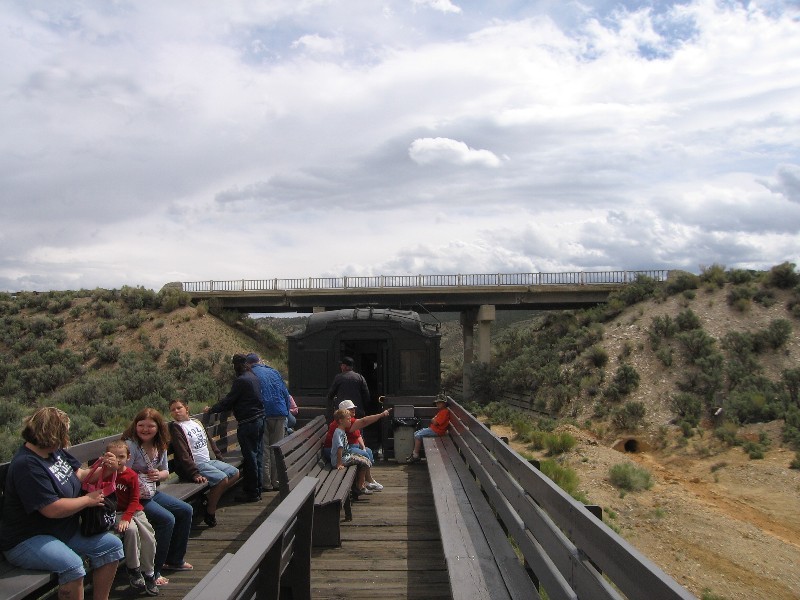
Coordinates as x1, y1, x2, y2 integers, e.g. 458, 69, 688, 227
0, 445, 81, 551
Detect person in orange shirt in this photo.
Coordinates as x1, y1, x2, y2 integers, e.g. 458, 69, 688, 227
406, 395, 450, 463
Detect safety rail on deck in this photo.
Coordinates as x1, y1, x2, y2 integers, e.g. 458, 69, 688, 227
182, 270, 671, 293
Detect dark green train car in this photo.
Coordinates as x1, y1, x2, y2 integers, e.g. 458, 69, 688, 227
287, 308, 441, 414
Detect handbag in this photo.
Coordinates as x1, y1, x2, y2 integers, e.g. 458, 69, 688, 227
79, 461, 117, 536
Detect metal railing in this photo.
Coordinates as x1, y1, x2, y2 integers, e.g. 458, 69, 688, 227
182, 270, 670, 293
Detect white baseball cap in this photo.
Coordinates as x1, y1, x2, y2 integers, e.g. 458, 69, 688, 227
338, 399, 356, 410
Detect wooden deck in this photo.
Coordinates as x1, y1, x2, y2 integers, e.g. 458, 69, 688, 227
106, 460, 450, 599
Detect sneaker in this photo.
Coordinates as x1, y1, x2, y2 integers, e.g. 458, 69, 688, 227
143, 574, 160, 596
359, 487, 373, 495
405, 454, 421, 463
366, 480, 383, 491
127, 567, 145, 590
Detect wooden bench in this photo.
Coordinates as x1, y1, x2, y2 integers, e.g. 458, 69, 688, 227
184, 476, 315, 600
272, 415, 358, 547
424, 398, 696, 600
0, 411, 242, 600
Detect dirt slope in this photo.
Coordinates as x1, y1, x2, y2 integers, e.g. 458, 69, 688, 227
492, 421, 800, 600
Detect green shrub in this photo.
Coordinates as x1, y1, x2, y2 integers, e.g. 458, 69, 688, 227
611, 364, 640, 395
699, 263, 727, 288
714, 422, 740, 446
585, 345, 608, 368
678, 329, 716, 363
538, 459, 586, 502
727, 269, 753, 284
609, 462, 653, 491
753, 288, 776, 307
611, 401, 646, 430
655, 345, 673, 367
671, 393, 702, 427
545, 431, 576, 455
665, 271, 699, 296
675, 309, 701, 331
766, 261, 799, 289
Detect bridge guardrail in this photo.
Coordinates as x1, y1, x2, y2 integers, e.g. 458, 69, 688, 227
181, 270, 670, 293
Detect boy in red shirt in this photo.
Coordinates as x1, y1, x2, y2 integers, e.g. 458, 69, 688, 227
406, 396, 451, 463
92, 440, 159, 595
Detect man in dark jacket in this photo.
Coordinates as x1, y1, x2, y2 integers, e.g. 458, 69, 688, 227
326, 356, 370, 419
204, 354, 265, 502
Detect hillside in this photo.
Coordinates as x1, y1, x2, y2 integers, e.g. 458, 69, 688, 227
2, 272, 800, 598
473, 272, 800, 600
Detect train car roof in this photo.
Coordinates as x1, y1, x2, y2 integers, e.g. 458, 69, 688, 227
290, 307, 440, 336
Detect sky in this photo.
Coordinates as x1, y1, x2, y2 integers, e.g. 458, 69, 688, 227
1, 0, 799, 293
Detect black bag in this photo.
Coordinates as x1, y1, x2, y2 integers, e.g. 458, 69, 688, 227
79, 462, 118, 537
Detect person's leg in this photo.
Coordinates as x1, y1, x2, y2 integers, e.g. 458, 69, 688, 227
121, 518, 141, 570
236, 419, 262, 499
408, 428, 434, 461
4, 534, 86, 588
268, 417, 286, 488
89, 561, 118, 600
67, 530, 124, 600
152, 493, 193, 569
133, 512, 157, 577
199, 460, 240, 516
262, 417, 281, 488
286, 412, 296, 431
141, 496, 174, 578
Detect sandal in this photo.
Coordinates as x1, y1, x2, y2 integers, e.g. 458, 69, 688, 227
162, 562, 193, 571
154, 576, 169, 586
204, 513, 217, 528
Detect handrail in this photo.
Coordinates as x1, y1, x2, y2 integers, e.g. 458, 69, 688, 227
181, 270, 670, 293
184, 476, 316, 600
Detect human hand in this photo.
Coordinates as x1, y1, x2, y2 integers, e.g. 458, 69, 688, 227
102, 452, 118, 469
117, 520, 129, 533
85, 489, 106, 507
337, 464, 344, 470
194, 475, 207, 484
203, 406, 211, 413
147, 468, 160, 482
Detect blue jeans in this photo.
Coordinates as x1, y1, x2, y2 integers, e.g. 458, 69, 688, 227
287, 412, 297, 430
238, 417, 265, 496
348, 445, 374, 464
414, 427, 438, 439
141, 491, 193, 576
3, 530, 123, 585
196, 459, 239, 486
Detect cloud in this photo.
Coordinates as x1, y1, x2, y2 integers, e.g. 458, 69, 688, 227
412, 0, 462, 15
408, 137, 502, 167
759, 164, 800, 204
0, 1, 799, 293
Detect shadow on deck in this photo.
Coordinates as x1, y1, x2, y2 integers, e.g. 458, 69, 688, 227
108, 461, 448, 600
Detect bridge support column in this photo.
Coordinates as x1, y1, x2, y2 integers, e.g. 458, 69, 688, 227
460, 309, 476, 399
476, 304, 495, 364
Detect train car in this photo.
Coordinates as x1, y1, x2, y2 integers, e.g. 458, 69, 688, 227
287, 308, 441, 415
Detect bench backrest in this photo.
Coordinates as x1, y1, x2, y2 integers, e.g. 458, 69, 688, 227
184, 476, 316, 600
447, 400, 695, 600
272, 415, 327, 497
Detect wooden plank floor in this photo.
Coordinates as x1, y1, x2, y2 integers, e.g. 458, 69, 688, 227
105, 460, 450, 599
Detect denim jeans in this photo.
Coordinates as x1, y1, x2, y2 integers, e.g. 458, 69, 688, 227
238, 417, 265, 496
287, 412, 297, 430
3, 530, 123, 585
141, 491, 193, 577
348, 445, 374, 464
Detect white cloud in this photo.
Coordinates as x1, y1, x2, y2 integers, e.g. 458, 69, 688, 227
412, 0, 462, 15
0, 0, 799, 292
408, 137, 502, 167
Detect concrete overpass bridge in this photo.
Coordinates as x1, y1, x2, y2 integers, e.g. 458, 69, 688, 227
180, 269, 671, 393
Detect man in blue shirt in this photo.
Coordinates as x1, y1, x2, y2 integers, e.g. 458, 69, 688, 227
246, 353, 291, 492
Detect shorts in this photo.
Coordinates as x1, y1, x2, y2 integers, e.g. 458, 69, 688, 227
414, 427, 439, 440
196, 460, 239, 486
4, 530, 123, 585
